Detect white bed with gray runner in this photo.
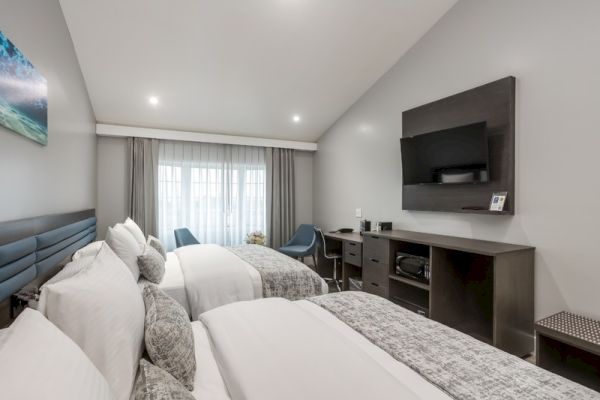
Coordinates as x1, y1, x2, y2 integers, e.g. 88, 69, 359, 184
195, 291, 600, 400
159, 243, 328, 319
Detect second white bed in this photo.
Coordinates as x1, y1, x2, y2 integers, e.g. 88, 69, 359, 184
160, 244, 328, 319
191, 298, 450, 400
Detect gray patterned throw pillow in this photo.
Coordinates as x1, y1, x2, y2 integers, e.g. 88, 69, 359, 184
138, 245, 166, 284
132, 359, 194, 400
147, 235, 167, 260
143, 284, 196, 390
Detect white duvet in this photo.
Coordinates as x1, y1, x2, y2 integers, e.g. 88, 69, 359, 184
174, 244, 263, 319
196, 297, 451, 400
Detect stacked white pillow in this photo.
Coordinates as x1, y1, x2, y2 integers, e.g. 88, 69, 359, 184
0, 308, 115, 400
40, 242, 145, 400
106, 223, 143, 280
123, 217, 147, 248
72, 239, 104, 260
37, 252, 98, 315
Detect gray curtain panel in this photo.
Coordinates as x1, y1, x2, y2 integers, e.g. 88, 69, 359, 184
266, 148, 295, 249
128, 137, 159, 236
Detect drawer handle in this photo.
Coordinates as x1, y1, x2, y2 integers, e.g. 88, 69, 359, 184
349, 242, 356, 246
349, 252, 356, 256
371, 282, 380, 287
369, 258, 379, 263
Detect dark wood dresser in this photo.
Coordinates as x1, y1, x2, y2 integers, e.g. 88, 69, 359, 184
361, 229, 535, 357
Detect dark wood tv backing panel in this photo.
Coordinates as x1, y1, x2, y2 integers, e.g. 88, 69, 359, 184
402, 76, 516, 215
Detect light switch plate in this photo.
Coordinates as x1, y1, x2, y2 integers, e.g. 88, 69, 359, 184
355, 208, 362, 218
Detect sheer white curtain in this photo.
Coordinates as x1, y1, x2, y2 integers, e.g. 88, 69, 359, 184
157, 140, 266, 250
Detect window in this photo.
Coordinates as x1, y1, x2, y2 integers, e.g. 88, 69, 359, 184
157, 141, 266, 250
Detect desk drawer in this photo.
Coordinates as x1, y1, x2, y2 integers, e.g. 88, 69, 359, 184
364, 280, 388, 298
343, 241, 362, 267
363, 256, 388, 287
363, 235, 390, 262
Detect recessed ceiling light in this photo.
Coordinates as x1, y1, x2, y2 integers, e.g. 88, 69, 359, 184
292, 114, 301, 123
148, 96, 159, 106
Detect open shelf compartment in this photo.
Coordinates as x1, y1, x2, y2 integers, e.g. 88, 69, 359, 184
430, 247, 494, 345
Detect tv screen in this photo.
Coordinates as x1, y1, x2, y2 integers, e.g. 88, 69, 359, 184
401, 122, 489, 185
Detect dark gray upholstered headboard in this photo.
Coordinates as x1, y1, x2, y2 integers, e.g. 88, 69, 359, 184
0, 209, 96, 304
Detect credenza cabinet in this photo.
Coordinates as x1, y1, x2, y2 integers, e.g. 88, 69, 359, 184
362, 230, 535, 357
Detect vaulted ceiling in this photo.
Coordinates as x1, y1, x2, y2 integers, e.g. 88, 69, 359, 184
59, 0, 456, 142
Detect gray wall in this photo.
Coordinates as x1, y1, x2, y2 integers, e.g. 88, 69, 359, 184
314, 0, 600, 320
0, 0, 96, 222
96, 136, 314, 239
294, 150, 314, 226
96, 136, 129, 238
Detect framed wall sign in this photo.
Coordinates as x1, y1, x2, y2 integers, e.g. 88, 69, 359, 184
489, 191, 508, 212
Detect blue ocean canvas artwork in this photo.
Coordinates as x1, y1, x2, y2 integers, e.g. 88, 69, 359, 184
0, 30, 48, 145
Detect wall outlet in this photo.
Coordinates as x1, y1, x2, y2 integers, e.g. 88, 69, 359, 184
355, 208, 362, 218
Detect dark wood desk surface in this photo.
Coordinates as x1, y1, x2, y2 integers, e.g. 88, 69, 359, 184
363, 229, 533, 256
323, 231, 363, 243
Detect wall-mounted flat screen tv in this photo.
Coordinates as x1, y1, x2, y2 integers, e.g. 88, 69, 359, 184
401, 121, 489, 185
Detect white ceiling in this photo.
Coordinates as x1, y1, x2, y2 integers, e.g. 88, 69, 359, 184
59, 0, 456, 142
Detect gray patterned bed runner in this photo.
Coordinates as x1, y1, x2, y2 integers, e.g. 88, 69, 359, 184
228, 245, 325, 300
309, 291, 600, 400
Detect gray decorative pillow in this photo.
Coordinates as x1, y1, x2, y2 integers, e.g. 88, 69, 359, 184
132, 359, 194, 400
143, 284, 196, 390
147, 235, 167, 260
138, 245, 166, 284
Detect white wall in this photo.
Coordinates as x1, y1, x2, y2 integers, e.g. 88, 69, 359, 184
96, 137, 314, 238
0, 0, 96, 222
314, 0, 600, 320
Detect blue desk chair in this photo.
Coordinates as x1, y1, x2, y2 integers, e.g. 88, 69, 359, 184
278, 224, 318, 266
174, 228, 200, 248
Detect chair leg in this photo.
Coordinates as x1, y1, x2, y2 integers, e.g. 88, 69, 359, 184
312, 254, 317, 270
333, 258, 341, 292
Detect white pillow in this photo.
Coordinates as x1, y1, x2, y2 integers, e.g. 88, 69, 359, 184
72, 240, 104, 260
124, 217, 146, 248
42, 243, 145, 400
37, 254, 97, 315
0, 308, 115, 400
106, 223, 142, 280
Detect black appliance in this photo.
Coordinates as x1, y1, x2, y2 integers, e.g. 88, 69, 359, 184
360, 220, 371, 234
378, 222, 392, 231
400, 121, 489, 185
395, 252, 430, 283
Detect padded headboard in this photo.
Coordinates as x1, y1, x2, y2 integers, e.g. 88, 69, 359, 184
0, 209, 96, 303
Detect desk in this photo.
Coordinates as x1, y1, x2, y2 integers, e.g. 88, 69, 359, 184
319, 232, 363, 290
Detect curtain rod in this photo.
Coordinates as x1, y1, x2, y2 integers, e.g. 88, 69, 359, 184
96, 124, 318, 151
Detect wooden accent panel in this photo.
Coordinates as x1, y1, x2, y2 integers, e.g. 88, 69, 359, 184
0, 209, 95, 245
494, 249, 535, 355
402, 76, 516, 214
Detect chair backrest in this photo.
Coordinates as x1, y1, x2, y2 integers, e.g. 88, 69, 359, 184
314, 227, 337, 259
174, 228, 200, 248
289, 224, 317, 246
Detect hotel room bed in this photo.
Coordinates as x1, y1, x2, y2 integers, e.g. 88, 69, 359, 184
189, 291, 600, 400
159, 243, 328, 319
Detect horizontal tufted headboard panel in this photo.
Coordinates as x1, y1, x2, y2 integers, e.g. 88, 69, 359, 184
0, 210, 96, 303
